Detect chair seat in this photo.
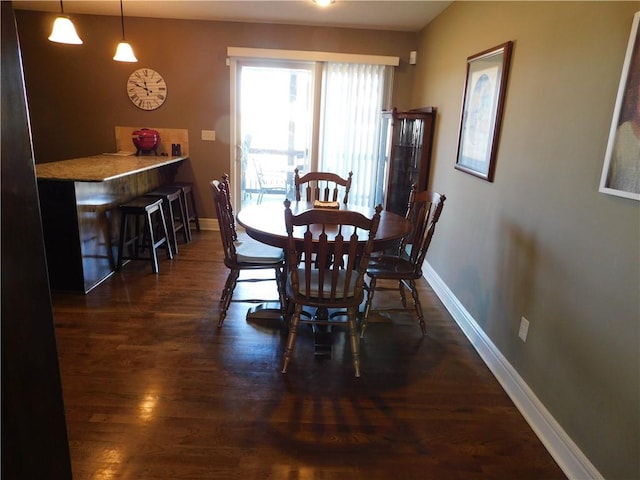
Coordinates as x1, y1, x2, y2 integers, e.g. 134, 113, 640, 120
234, 239, 284, 264
146, 186, 181, 199
366, 255, 422, 280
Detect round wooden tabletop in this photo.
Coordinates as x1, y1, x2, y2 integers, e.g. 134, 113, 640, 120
236, 201, 411, 251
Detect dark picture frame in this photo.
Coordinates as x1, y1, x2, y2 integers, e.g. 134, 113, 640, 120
455, 41, 513, 182
599, 11, 640, 201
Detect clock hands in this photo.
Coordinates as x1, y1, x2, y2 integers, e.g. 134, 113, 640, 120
130, 81, 152, 96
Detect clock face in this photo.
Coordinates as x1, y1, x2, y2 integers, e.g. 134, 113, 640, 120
127, 68, 167, 111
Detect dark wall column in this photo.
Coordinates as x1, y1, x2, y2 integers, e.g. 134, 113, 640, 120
1, 2, 72, 478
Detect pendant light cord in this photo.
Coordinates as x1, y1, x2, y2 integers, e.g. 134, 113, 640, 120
119, 0, 126, 40
59, 0, 64, 14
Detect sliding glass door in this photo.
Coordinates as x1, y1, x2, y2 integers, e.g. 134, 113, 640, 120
236, 61, 315, 208
231, 51, 393, 210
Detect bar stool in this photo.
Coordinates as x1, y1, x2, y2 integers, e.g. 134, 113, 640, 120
167, 181, 200, 241
145, 186, 189, 255
117, 196, 173, 274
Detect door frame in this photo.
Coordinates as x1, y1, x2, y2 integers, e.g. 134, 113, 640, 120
228, 47, 399, 210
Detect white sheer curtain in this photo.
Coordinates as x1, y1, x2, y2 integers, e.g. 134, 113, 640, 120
319, 62, 388, 207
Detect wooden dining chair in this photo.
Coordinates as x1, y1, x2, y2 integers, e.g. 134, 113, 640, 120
294, 169, 353, 204
361, 186, 446, 338
281, 199, 382, 377
210, 174, 286, 327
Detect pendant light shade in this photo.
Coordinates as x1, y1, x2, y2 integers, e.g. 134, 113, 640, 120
312, 0, 336, 6
114, 0, 137, 62
48, 1, 83, 44
114, 41, 138, 62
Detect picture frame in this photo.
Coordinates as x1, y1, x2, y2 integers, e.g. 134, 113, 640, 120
455, 41, 513, 182
599, 11, 640, 201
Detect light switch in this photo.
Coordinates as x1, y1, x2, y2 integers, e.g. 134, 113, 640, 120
201, 130, 216, 141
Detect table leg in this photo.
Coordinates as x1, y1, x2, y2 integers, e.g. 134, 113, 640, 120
312, 308, 332, 356
245, 302, 284, 322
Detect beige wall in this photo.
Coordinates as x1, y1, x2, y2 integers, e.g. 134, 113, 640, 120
15, 10, 417, 220
14, 3, 640, 478
413, 2, 639, 478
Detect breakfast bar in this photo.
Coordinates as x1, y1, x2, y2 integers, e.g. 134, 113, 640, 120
36, 154, 188, 293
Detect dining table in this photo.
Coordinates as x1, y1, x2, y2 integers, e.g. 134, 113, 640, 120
237, 201, 411, 251
236, 200, 412, 354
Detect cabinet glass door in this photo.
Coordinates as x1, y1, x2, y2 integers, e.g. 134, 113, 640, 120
387, 117, 425, 215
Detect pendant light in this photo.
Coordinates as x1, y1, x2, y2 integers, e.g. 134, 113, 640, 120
48, 0, 83, 45
113, 0, 137, 62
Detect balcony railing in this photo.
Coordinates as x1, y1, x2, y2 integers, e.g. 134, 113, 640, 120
242, 147, 306, 206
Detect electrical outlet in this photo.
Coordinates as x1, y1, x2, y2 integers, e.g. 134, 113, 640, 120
518, 316, 530, 342
201, 130, 216, 141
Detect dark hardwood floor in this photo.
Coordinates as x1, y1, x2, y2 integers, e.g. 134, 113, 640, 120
51, 230, 567, 480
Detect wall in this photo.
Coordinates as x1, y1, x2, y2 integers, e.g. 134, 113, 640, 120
14, 10, 417, 220
1, 3, 72, 477
413, 2, 639, 479
15, 3, 640, 478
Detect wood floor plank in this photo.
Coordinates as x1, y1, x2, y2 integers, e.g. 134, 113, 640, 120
51, 230, 566, 480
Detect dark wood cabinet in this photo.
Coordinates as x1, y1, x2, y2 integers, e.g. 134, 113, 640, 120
380, 107, 437, 216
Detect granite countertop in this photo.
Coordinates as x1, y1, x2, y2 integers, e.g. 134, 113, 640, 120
35, 154, 188, 182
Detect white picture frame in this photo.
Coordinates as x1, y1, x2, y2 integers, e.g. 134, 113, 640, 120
599, 11, 640, 201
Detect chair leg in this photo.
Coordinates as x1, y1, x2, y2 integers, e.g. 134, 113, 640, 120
399, 280, 408, 308
177, 194, 190, 244
407, 279, 426, 335
133, 215, 141, 258
361, 277, 377, 338
283, 295, 295, 331
180, 190, 193, 243
219, 269, 240, 327
281, 303, 302, 373
164, 199, 179, 255
275, 266, 287, 316
104, 210, 115, 271
348, 306, 361, 377
158, 205, 173, 261
189, 189, 201, 232
144, 211, 159, 274
116, 211, 128, 271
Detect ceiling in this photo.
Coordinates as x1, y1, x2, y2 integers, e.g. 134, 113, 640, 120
12, 0, 453, 32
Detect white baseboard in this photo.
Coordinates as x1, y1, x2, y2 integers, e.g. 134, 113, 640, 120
422, 262, 603, 480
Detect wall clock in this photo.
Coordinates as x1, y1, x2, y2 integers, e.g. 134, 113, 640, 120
127, 68, 167, 111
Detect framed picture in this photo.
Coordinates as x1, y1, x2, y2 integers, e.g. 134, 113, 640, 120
599, 11, 640, 201
455, 41, 513, 182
